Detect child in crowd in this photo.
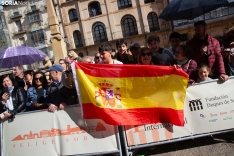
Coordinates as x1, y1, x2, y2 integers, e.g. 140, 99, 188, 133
147, 35, 175, 65
98, 42, 123, 64
196, 64, 213, 83
114, 39, 134, 64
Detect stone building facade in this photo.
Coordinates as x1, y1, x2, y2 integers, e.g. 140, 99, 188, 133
0, 10, 11, 50
3, 0, 65, 61
59, 0, 172, 56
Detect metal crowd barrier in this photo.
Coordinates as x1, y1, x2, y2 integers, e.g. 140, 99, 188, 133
0, 105, 122, 156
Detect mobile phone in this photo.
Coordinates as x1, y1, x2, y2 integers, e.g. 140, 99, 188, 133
4, 87, 9, 94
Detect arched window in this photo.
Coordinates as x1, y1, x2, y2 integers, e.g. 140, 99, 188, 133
121, 15, 138, 37
92, 22, 108, 44
117, 0, 132, 10
73, 30, 83, 48
147, 12, 160, 32
144, 0, 155, 3
88, 1, 102, 17
69, 9, 78, 22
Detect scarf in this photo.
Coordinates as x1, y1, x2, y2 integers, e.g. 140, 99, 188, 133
177, 58, 188, 65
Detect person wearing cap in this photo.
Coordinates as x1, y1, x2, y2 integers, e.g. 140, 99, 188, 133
129, 42, 141, 64
46, 64, 77, 112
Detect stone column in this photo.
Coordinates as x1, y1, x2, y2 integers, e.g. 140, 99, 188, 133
46, 0, 67, 63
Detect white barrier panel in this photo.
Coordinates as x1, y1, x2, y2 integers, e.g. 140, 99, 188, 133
3, 107, 119, 156
124, 78, 234, 146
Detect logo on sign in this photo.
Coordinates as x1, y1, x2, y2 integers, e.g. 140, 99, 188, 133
189, 99, 203, 111
12, 123, 106, 141
220, 112, 227, 115
210, 113, 217, 117
200, 114, 206, 119
209, 119, 217, 122
223, 116, 232, 120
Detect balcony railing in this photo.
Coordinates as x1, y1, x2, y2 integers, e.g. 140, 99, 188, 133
8, 10, 22, 20
33, 40, 48, 50
24, 5, 40, 14
28, 14, 43, 24
12, 26, 27, 35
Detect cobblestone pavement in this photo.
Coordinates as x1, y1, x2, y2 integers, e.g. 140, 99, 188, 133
131, 132, 234, 156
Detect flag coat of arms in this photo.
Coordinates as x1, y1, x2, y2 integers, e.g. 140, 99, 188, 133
72, 63, 188, 126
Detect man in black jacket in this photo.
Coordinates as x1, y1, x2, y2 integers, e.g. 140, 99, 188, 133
46, 64, 77, 112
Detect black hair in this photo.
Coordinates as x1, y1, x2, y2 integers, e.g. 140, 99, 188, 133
24, 70, 34, 76
32, 71, 48, 89
177, 44, 193, 58
116, 39, 127, 48
59, 59, 65, 62
147, 35, 160, 44
223, 30, 234, 48
0, 74, 17, 88
194, 21, 207, 27
99, 42, 113, 52
169, 32, 181, 41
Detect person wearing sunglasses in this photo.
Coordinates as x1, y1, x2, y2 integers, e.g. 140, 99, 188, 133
0, 75, 25, 122
138, 47, 154, 65
222, 30, 234, 76
26, 71, 48, 111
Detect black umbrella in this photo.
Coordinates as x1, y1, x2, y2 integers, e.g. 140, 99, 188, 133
159, 0, 234, 21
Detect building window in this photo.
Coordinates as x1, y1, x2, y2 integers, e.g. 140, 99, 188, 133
144, 0, 155, 3
30, 29, 45, 42
73, 30, 83, 48
88, 1, 102, 17
15, 20, 23, 31
31, 5, 37, 11
92, 22, 108, 44
28, 12, 41, 23
121, 15, 138, 37
0, 16, 3, 29
117, 0, 132, 10
69, 9, 78, 22
19, 37, 26, 46
147, 12, 160, 32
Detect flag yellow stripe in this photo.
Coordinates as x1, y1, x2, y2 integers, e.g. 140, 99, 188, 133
76, 69, 187, 110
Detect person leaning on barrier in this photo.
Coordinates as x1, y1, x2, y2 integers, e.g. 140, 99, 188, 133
186, 21, 228, 82
0, 75, 25, 122
46, 64, 77, 112
26, 72, 48, 111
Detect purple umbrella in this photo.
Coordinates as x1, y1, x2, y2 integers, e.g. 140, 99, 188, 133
0, 46, 47, 68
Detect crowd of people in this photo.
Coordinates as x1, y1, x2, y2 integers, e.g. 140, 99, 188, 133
0, 20, 234, 122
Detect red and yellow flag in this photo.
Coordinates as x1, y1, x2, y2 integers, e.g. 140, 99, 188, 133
74, 62, 188, 126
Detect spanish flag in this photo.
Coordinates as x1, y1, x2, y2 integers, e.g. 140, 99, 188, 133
73, 62, 188, 126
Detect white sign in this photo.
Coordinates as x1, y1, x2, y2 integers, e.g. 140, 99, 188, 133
125, 78, 234, 146
3, 107, 119, 156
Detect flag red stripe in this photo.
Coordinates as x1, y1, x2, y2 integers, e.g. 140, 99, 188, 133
82, 103, 184, 126
75, 63, 188, 78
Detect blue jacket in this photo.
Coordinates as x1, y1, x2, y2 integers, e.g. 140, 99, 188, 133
26, 87, 47, 106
